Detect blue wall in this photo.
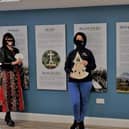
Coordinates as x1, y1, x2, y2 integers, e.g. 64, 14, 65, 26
1, 5, 129, 119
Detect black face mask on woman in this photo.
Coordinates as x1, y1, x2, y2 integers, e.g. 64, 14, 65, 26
74, 40, 85, 50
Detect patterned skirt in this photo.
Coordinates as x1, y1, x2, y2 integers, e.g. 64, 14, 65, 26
0, 69, 24, 112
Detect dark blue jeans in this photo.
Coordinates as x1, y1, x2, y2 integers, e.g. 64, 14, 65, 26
68, 81, 92, 122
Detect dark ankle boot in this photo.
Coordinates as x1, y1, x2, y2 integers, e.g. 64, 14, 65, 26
79, 121, 84, 129
5, 112, 10, 122
5, 112, 15, 127
70, 120, 78, 129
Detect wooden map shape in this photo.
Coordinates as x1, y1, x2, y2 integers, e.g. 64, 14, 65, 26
70, 52, 89, 79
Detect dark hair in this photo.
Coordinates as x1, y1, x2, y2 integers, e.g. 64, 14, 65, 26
2, 32, 15, 47
73, 32, 87, 44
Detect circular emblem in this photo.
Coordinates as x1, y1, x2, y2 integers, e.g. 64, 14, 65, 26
42, 50, 60, 69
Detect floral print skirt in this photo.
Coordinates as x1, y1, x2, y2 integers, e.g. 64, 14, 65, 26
0, 69, 24, 112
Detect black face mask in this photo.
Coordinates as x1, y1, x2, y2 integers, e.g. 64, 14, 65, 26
75, 40, 85, 49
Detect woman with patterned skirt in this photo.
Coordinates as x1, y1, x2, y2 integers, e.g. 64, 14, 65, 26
0, 32, 24, 127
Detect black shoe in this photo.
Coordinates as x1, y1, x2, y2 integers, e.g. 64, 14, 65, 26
6, 119, 15, 127
70, 120, 78, 129
5, 111, 11, 122
78, 121, 84, 129
5, 112, 15, 127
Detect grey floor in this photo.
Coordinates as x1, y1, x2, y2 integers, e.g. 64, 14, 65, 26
0, 119, 129, 129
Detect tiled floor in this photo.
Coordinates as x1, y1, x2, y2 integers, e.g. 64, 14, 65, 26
0, 119, 129, 129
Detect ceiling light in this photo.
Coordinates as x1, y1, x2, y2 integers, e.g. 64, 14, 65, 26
0, 0, 20, 2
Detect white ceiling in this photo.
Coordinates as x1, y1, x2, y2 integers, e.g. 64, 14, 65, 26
0, 0, 129, 11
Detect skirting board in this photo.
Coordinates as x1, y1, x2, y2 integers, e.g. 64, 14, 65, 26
0, 112, 129, 128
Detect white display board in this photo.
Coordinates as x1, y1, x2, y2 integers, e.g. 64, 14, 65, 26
74, 23, 107, 92
0, 26, 28, 67
35, 24, 66, 90
116, 22, 129, 93
0, 26, 29, 89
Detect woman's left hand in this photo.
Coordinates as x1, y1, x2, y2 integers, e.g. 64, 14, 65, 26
11, 58, 22, 65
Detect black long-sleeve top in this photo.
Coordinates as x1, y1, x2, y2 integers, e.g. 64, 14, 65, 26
64, 48, 96, 82
0, 46, 19, 71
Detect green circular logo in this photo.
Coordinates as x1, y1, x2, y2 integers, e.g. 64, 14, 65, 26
42, 50, 60, 69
